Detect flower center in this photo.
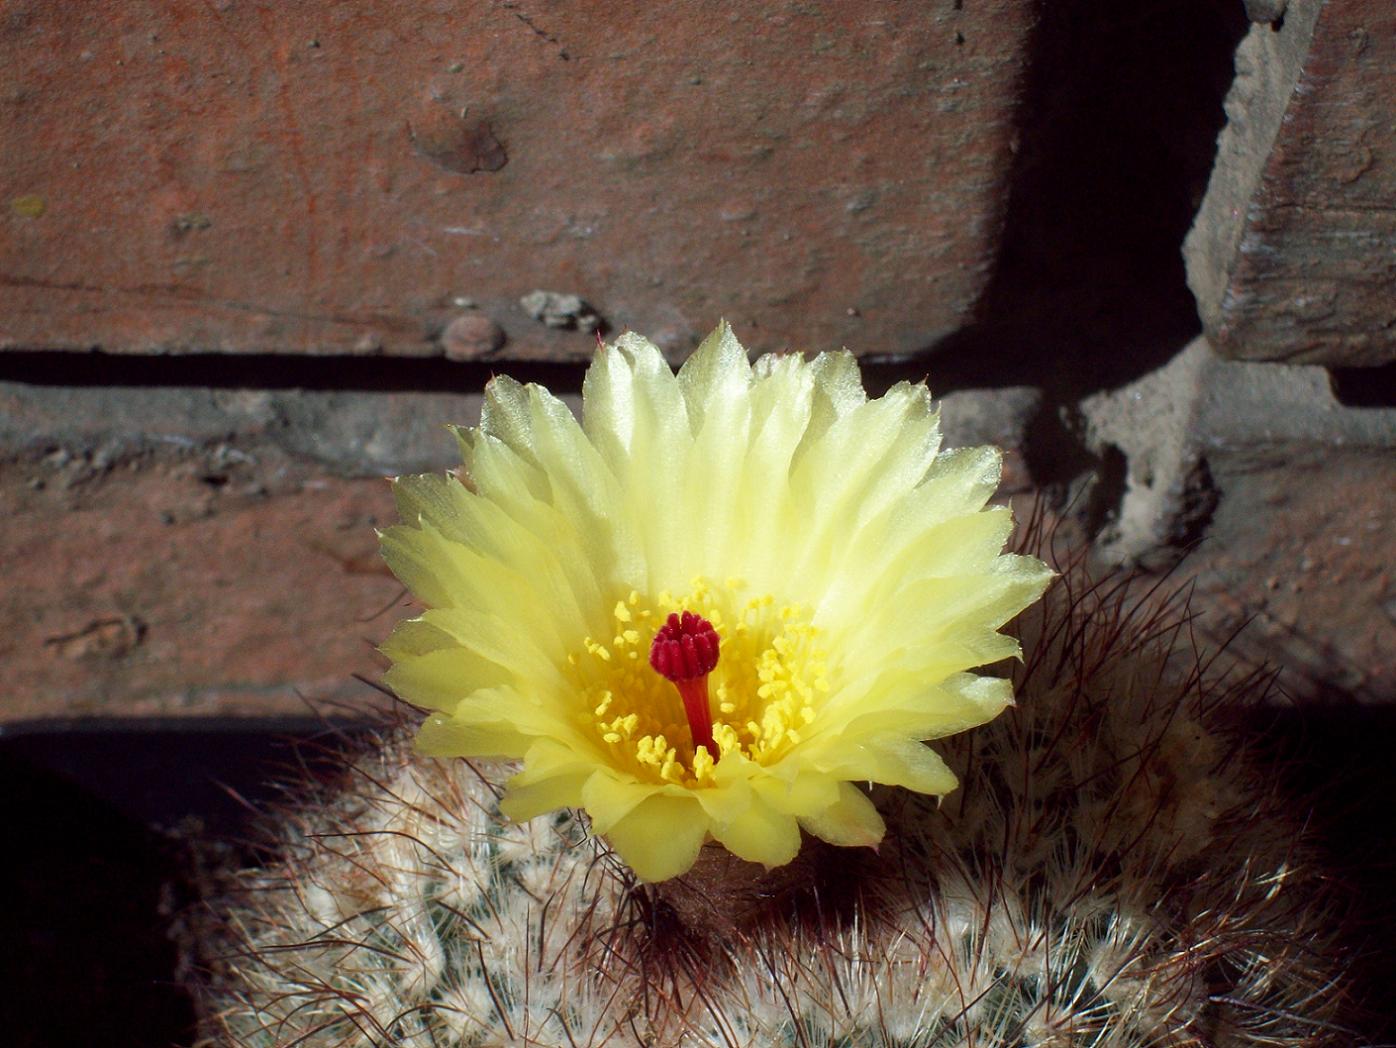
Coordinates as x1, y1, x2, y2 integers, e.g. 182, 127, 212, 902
571, 579, 833, 787
648, 610, 720, 760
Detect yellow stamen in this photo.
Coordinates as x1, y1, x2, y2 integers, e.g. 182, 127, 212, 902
572, 580, 831, 786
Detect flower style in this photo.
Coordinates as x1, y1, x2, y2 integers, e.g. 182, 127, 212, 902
379, 324, 1051, 882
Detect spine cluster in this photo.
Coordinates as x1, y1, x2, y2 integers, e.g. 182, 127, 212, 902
196, 563, 1355, 1047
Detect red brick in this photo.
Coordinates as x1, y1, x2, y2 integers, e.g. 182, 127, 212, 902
1190, 449, 1396, 702
2, 453, 403, 720
0, 1, 1035, 361
1186, 0, 1396, 366
1083, 338, 1396, 703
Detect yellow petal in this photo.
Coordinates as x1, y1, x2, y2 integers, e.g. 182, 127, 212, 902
788, 386, 937, 591
750, 769, 841, 818
836, 558, 1053, 678
382, 515, 584, 647
829, 673, 1016, 743
498, 772, 589, 822
378, 615, 459, 660
415, 712, 532, 759
473, 377, 644, 594
677, 320, 751, 433
694, 774, 754, 824
381, 648, 511, 711
671, 323, 754, 570
709, 800, 801, 868
412, 689, 587, 759
582, 334, 702, 589
817, 738, 959, 797
478, 374, 541, 462
803, 350, 867, 447
799, 782, 886, 848
916, 444, 1003, 512
511, 737, 600, 784
581, 771, 662, 835
414, 607, 568, 695
731, 356, 819, 595
818, 505, 1015, 637
390, 472, 472, 541
604, 794, 709, 882
792, 381, 938, 531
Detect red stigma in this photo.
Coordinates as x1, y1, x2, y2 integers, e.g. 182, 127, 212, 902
649, 611, 720, 759
650, 611, 720, 681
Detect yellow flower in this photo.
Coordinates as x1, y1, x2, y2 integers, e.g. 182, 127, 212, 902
380, 323, 1052, 882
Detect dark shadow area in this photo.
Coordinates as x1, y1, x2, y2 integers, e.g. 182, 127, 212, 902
2, 717, 367, 830
4, 700, 1390, 1042
0, 719, 368, 1048
0, 750, 197, 1048
1078, 437, 1130, 537
0, 349, 951, 402
0, 348, 987, 413
0, 349, 591, 395
1330, 361, 1396, 408
1248, 702, 1396, 1039
920, 0, 1249, 416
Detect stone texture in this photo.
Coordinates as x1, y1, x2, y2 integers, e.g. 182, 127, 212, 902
1082, 346, 1219, 568
4, 462, 400, 721
0, 0, 1035, 362
519, 290, 601, 333
1185, 0, 1396, 366
440, 312, 505, 359
0, 383, 496, 722
0, 383, 501, 478
1082, 338, 1396, 701
1199, 446, 1395, 702
937, 385, 1040, 494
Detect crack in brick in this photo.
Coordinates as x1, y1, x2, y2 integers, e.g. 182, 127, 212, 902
500, 1, 570, 60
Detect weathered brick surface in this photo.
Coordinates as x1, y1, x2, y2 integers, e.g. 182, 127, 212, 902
0, 1, 1034, 362
1084, 339, 1396, 702
0, 384, 492, 721
1186, 0, 1396, 366
1198, 448, 1395, 702
6, 465, 399, 720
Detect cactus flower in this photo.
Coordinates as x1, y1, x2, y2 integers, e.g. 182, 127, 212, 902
380, 323, 1051, 881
